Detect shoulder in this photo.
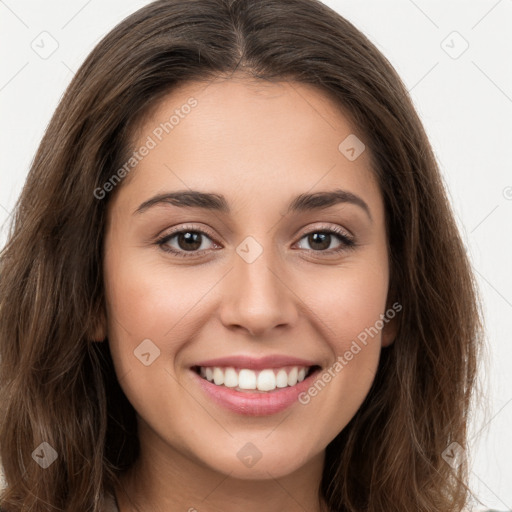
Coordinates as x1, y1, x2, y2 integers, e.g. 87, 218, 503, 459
463, 509, 511, 512
0, 491, 120, 512
103, 487, 120, 512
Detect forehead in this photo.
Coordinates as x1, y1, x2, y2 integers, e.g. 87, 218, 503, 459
111, 76, 382, 219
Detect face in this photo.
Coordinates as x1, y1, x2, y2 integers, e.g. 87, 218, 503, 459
99, 76, 396, 481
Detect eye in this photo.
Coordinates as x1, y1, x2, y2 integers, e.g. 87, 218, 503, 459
156, 225, 219, 258
295, 225, 356, 254
156, 224, 356, 258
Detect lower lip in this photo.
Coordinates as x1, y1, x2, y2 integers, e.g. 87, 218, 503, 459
191, 367, 321, 416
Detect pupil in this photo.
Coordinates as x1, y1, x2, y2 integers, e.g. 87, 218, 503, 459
178, 232, 201, 251
310, 232, 330, 250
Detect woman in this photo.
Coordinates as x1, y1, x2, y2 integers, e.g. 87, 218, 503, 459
0, 0, 486, 510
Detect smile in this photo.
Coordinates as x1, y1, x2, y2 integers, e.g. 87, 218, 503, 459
191, 361, 322, 416
193, 365, 319, 392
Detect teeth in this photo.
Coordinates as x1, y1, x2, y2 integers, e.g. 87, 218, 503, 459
224, 367, 238, 388
287, 367, 298, 386
213, 367, 224, 386
197, 365, 313, 392
238, 369, 257, 390
257, 369, 276, 391
276, 369, 288, 388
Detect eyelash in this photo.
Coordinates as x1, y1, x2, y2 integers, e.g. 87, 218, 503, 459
155, 224, 357, 258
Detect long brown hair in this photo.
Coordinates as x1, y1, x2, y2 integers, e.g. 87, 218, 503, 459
0, 0, 485, 510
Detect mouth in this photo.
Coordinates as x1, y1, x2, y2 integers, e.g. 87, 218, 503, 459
191, 364, 322, 393
189, 354, 324, 415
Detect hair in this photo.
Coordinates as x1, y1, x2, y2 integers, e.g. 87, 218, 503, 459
0, 0, 485, 510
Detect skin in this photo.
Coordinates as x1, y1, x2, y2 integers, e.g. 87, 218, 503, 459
95, 75, 397, 512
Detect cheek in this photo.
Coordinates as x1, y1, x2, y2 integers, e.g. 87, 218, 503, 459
302, 260, 389, 349
293, 273, 386, 441
103, 258, 194, 417
103, 251, 214, 374
294, 258, 388, 403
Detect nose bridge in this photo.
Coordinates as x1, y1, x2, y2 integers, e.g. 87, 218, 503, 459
219, 233, 297, 336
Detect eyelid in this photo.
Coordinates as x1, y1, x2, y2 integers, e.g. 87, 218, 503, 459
155, 223, 220, 254
155, 222, 356, 257
163, 223, 218, 241
157, 222, 353, 243
296, 222, 353, 240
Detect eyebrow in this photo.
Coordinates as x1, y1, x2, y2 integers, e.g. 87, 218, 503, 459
134, 188, 372, 221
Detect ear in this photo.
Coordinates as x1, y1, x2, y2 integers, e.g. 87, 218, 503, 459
381, 314, 398, 347
89, 303, 107, 342
381, 297, 401, 347
382, 270, 400, 347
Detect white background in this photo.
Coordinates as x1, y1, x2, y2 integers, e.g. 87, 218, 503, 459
0, 1, 511, 509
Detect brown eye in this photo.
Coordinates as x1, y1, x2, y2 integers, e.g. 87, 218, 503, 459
156, 226, 219, 257
296, 227, 355, 254
305, 232, 333, 251
174, 231, 204, 251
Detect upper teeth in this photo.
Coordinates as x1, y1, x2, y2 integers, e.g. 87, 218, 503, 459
199, 366, 309, 392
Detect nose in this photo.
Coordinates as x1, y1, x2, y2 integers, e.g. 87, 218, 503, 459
218, 240, 299, 338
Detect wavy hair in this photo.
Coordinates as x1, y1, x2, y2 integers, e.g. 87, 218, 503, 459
0, 0, 484, 510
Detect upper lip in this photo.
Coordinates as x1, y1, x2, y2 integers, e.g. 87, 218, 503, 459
192, 355, 320, 370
